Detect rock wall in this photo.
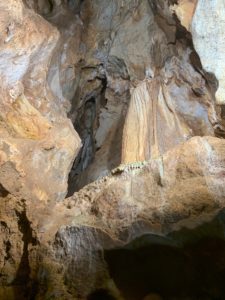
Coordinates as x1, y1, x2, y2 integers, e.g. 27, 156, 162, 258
173, 0, 225, 105
0, 1, 81, 297
67, 0, 224, 187
0, 0, 81, 202
192, 0, 225, 105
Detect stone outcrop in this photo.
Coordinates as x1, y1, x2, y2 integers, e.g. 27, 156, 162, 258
0, 0, 81, 202
191, 0, 225, 105
0, 1, 225, 300
173, 0, 225, 105
38, 136, 225, 299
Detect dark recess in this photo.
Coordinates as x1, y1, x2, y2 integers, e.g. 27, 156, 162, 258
103, 212, 225, 300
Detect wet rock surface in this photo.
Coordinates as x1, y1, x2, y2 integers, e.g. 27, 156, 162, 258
0, 1, 225, 299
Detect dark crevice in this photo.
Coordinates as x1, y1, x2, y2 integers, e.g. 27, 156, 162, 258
4, 240, 11, 261
47, 0, 54, 13
67, 76, 108, 196
167, 0, 178, 4
87, 288, 117, 300
12, 208, 38, 299
0, 183, 9, 198
0, 221, 8, 228
66, 54, 130, 195
0, 221, 11, 269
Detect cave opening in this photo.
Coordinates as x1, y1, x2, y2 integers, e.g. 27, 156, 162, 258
101, 214, 225, 300
104, 237, 225, 300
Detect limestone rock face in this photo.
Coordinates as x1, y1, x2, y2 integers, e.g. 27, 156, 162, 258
171, 0, 225, 105
171, 0, 197, 31
0, 0, 81, 202
191, 0, 225, 105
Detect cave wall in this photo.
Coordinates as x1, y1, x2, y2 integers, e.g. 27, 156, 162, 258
0, 0, 225, 299
41, 0, 225, 190
0, 0, 81, 202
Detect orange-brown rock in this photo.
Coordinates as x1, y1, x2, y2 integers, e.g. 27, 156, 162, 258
42, 136, 225, 299
0, 0, 81, 202
171, 0, 197, 31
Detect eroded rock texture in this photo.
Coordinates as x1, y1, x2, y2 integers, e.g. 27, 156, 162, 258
174, 0, 225, 105
0, 0, 81, 202
41, 136, 225, 299
171, 0, 197, 31
1, 1, 225, 300
192, 0, 225, 105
